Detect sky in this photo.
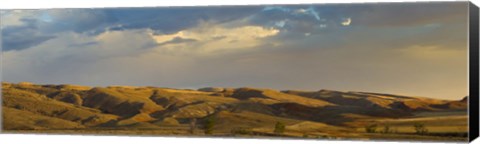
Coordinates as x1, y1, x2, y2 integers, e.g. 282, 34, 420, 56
0, 2, 469, 100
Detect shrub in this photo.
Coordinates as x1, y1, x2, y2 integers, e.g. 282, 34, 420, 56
413, 123, 428, 135
302, 134, 309, 138
231, 127, 253, 135
204, 116, 215, 134
274, 121, 286, 134
13, 104, 23, 109
382, 124, 391, 133
365, 123, 378, 133
392, 128, 399, 134
316, 135, 328, 139
189, 118, 196, 134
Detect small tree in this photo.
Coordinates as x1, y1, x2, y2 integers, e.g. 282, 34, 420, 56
392, 128, 399, 134
231, 127, 253, 135
274, 121, 286, 134
302, 133, 309, 138
364, 123, 378, 133
382, 124, 391, 133
189, 118, 197, 134
413, 123, 428, 135
204, 116, 215, 135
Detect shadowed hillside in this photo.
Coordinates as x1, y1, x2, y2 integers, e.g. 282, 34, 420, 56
1, 82, 468, 142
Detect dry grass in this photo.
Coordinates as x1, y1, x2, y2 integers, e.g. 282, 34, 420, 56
1, 82, 468, 142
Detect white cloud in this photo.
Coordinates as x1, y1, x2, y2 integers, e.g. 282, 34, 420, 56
294, 9, 308, 14
341, 18, 352, 26
149, 25, 280, 54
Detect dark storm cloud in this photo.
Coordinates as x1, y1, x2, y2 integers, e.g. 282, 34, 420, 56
334, 2, 468, 27
76, 2, 467, 34
1, 6, 263, 51
1, 9, 111, 51
258, 2, 466, 32
1, 19, 55, 51
246, 5, 330, 35
2, 2, 467, 51
40, 9, 117, 33
246, 2, 468, 49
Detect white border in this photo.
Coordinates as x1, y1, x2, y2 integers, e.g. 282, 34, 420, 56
0, 134, 468, 144
0, 0, 475, 9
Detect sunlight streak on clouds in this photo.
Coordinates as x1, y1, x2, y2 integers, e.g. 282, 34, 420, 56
149, 25, 280, 54
341, 18, 352, 26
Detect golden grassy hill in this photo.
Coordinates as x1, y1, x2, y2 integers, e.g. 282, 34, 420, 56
1, 82, 468, 141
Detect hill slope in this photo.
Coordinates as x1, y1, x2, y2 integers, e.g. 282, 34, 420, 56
1, 82, 467, 141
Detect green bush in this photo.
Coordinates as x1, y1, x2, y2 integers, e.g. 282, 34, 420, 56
365, 123, 378, 133
189, 118, 197, 134
382, 124, 391, 133
302, 134, 309, 138
413, 123, 428, 135
316, 135, 328, 139
231, 127, 253, 135
204, 116, 215, 134
274, 121, 286, 134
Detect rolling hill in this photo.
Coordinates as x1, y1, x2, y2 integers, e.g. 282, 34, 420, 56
1, 82, 468, 141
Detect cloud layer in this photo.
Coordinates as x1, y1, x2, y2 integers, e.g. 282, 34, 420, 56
1, 2, 469, 100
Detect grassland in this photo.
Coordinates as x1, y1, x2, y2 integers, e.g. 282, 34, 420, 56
1, 82, 468, 142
